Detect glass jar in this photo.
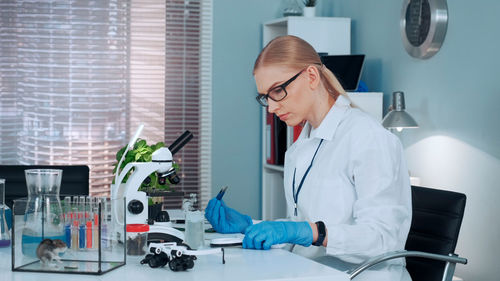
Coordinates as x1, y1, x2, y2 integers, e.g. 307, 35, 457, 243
21, 169, 65, 257
184, 210, 204, 249
126, 223, 149, 255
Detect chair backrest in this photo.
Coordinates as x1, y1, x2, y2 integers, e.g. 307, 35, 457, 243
405, 185, 466, 281
0, 165, 90, 209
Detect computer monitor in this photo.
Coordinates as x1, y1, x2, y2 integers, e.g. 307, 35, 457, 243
320, 54, 365, 91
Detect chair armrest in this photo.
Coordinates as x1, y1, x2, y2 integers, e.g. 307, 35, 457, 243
348, 250, 468, 279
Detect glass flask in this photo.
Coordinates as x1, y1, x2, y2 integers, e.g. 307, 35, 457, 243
22, 169, 65, 257
283, 0, 302, 17
0, 179, 11, 247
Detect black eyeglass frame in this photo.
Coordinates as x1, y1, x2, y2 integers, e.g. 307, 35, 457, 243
255, 69, 305, 107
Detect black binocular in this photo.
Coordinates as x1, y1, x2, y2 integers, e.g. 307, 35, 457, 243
140, 251, 196, 271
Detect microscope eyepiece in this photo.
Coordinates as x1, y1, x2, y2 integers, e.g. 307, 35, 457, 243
167, 173, 180, 184
158, 176, 167, 185
158, 167, 181, 185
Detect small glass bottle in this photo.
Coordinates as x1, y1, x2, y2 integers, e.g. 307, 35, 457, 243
0, 179, 11, 247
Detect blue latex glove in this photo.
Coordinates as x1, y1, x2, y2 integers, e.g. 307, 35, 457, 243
243, 221, 313, 250
204, 198, 252, 234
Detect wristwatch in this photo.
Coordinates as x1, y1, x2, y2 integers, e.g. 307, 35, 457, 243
312, 221, 326, 246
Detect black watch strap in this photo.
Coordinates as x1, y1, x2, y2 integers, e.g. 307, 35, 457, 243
312, 221, 326, 246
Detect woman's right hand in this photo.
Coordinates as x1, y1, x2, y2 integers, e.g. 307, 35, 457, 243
205, 197, 253, 234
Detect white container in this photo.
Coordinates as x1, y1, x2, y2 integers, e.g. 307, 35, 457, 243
303, 6, 316, 17
126, 224, 149, 255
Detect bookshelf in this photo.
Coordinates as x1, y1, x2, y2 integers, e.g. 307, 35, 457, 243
260, 17, 351, 220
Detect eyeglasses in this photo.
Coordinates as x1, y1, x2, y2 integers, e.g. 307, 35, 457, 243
255, 69, 305, 107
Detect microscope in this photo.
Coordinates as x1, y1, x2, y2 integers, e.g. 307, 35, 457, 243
111, 125, 193, 243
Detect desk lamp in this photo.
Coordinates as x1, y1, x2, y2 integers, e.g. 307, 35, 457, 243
382, 91, 418, 132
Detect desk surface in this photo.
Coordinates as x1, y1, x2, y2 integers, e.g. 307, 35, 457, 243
0, 246, 349, 281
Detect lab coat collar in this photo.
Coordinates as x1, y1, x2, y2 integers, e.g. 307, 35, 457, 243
303, 95, 351, 141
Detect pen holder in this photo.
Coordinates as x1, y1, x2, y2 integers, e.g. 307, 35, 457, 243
12, 197, 126, 275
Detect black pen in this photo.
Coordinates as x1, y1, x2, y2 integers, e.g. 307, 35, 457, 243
216, 186, 229, 200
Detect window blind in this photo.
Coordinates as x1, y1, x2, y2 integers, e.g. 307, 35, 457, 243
0, 0, 129, 195
0, 0, 212, 205
129, 0, 165, 144
119, 0, 213, 208
0, 2, 19, 164
161, 0, 212, 209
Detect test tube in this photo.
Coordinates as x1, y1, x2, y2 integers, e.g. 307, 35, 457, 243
101, 198, 109, 248
71, 220, 79, 250
64, 196, 71, 248
86, 196, 92, 220
79, 196, 86, 249
86, 196, 93, 249
71, 196, 79, 250
92, 198, 99, 249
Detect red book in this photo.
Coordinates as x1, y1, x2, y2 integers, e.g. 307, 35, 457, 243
266, 112, 275, 164
274, 115, 287, 165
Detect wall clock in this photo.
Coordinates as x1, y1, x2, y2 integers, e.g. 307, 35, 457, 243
400, 0, 448, 59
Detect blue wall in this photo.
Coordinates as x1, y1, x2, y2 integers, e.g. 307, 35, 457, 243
211, 0, 279, 218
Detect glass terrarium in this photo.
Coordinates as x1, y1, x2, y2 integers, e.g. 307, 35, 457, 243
12, 195, 125, 275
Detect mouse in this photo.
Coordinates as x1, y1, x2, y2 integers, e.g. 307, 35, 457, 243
36, 239, 68, 265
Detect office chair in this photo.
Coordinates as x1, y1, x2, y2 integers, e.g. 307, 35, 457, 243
0, 165, 90, 209
349, 185, 468, 281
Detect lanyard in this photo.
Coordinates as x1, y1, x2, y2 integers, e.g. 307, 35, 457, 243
292, 139, 324, 216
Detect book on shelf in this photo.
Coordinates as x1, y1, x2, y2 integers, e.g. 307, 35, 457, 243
266, 112, 276, 164
266, 114, 304, 166
274, 115, 287, 165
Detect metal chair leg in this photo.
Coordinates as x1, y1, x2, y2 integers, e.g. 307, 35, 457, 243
441, 253, 458, 281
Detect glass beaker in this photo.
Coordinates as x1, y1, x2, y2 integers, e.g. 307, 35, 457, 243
0, 179, 11, 247
184, 210, 204, 249
22, 169, 65, 257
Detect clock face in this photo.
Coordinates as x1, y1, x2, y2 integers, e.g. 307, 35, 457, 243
405, 0, 431, 47
401, 0, 448, 59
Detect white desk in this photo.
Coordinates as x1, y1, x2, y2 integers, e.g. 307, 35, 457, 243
0, 246, 349, 281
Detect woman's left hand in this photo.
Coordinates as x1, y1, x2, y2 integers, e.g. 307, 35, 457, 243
243, 221, 312, 250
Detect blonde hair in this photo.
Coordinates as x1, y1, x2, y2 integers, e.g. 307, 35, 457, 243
253, 35, 349, 101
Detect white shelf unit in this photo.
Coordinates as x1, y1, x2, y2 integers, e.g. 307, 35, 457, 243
260, 17, 351, 220
263, 17, 351, 55
347, 92, 384, 121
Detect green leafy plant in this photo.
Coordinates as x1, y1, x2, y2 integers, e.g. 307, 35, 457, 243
113, 139, 178, 191
303, 0, 317, 7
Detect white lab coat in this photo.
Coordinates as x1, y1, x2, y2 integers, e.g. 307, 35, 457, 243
283, 95, 412, 280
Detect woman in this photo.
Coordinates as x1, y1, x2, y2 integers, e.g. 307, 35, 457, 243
205, 35, 412, 280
